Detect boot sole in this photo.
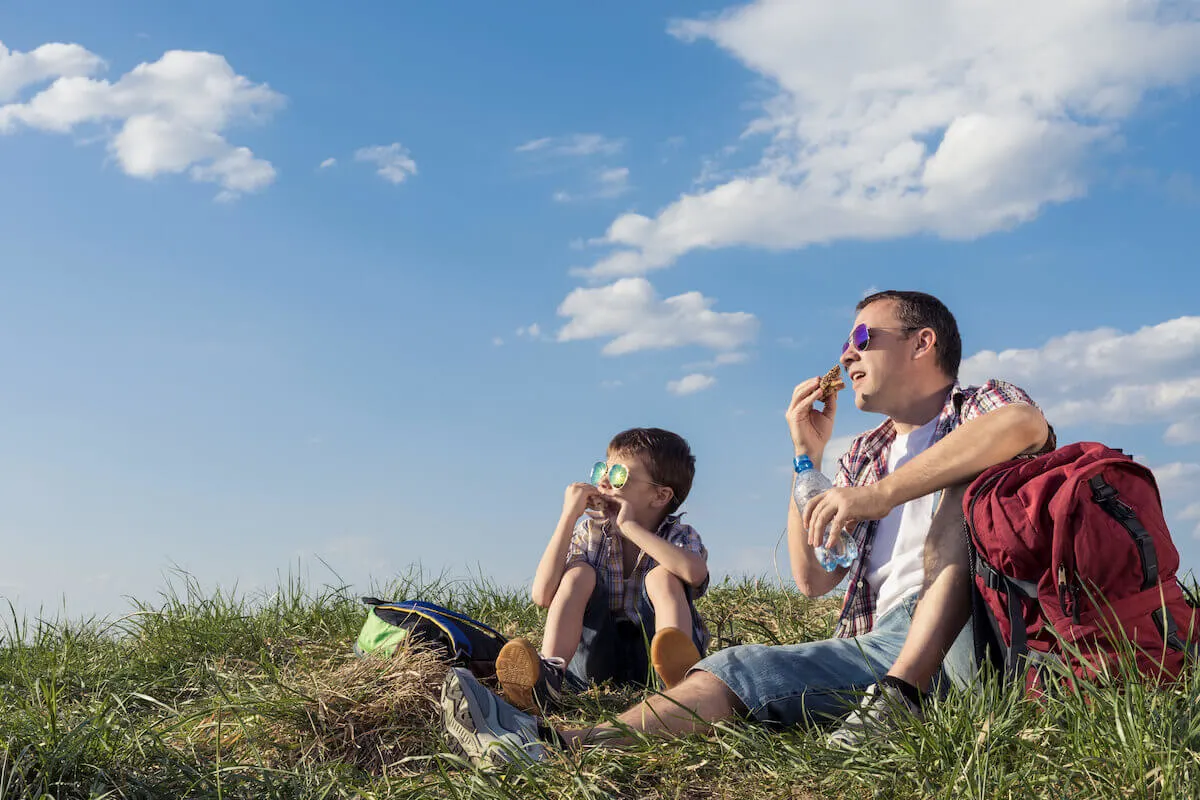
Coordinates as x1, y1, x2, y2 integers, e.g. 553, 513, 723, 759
495, 639, 540, 712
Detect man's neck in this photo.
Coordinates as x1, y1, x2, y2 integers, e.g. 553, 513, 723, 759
888, 380, 954, 435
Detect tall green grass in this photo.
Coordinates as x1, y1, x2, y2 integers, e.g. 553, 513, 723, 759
1, 571, 1197, 799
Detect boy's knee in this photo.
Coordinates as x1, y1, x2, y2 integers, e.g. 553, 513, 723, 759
645, 565, 685, 602
561, 563, 598, 595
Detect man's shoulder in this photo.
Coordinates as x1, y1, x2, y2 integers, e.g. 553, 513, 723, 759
843, 418, 895, 458
955, 378, 1039, 411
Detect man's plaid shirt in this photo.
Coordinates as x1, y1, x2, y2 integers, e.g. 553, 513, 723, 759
830, 379, 1049, 639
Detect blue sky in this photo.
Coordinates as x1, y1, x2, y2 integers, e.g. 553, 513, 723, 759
2, 1, 1200, 620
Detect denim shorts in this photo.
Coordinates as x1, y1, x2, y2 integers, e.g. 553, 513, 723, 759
695, 593, 975, 727
565, 569, 708, 691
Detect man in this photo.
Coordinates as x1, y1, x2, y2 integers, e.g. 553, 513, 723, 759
440, 290, 1053, 764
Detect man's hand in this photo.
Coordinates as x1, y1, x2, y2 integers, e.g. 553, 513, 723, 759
563, 482, 600, 520
802, 484, 893, 548
787, 375, 838, 460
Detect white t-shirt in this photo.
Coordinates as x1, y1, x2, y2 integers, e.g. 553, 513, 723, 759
866, 416, 940, 619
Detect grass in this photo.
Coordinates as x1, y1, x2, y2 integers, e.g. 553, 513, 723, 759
1, 569, 1198, 799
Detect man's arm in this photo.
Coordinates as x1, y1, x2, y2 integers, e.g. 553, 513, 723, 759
802, 403, 1049, 543
789, 479, 850, 597
784, 375, 848, 595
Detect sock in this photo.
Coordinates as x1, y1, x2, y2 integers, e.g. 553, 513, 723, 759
536, 720, 565, 749
879, 675, 923, 708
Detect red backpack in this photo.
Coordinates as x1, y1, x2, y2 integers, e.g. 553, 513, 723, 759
964, 441, 1199, 691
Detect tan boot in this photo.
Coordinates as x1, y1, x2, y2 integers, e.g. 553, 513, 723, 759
650, 627, 701, 689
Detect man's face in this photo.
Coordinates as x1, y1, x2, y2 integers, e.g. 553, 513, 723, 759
838, 299, 918, 413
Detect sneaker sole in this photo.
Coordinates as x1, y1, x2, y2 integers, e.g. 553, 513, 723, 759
495, 639, 541, 712
650, 627, 701, 690
440, 668, 488, 764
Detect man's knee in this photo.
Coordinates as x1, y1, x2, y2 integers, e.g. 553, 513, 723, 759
674, 668, 747, 716
925, 484, 970, 578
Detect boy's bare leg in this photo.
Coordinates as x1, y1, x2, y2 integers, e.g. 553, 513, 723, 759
644, 565, 691, 633
540, 564, 596, 662
557, 670, 742, 748
885, 484, 970, 690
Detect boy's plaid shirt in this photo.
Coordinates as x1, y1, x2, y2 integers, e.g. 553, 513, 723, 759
830, 379, 1050, 639
565, 513, 709, 627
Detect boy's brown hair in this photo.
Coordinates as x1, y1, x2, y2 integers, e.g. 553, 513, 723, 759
607, 427, 695, 516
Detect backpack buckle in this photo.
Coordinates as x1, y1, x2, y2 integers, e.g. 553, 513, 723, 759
1090, 481, 1118, 504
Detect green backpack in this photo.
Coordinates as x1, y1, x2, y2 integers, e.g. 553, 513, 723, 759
354, 597, 508, 679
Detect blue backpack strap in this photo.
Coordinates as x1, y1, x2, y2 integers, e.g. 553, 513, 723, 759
403, 601, 506, 644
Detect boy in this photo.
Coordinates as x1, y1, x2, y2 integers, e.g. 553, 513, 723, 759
494, 427, 710, 713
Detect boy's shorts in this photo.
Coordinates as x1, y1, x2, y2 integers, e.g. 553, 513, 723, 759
565, 570, 708, 691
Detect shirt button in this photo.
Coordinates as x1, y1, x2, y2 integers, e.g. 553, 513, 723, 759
857, 580, 864, 588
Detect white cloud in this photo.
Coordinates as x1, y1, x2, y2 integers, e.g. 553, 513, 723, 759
960, 316, 1200, 428
668, 373, 717, 395
319, 157, 336, 169
354, 143, 417, 184
556, 277, 758, 356
1165, 417, 1200, 445
1149, 462, 1200, 539
492, 336, 504, 347
0, 41, 104, 101
685, 351, 751, 370
554, 166, 632, 203
824, 434, 858, 470
576, 1, 1200, 278
516, 323, 542, 339
1148, 462, 1200, 499
0, 42, 283, 198
516, 133, 624, 157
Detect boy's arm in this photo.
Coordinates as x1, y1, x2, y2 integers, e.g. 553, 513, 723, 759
613, 517, 709, 588
531, 483, 597, 608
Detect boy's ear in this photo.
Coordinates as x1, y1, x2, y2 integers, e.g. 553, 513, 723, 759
654, 485, 675, 510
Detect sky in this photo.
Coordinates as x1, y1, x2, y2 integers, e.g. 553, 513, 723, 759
2, 1, 1200, 622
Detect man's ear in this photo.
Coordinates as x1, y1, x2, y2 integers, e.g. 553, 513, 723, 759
912, 328, 937, 361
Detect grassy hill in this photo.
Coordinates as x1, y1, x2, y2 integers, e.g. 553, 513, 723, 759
1, 571, 1197, 799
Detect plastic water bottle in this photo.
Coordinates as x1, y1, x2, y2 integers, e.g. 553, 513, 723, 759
792, 455, 859, 571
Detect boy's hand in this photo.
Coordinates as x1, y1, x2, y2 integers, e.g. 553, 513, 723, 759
563, 482, 599, 519
606, 494, 634, 532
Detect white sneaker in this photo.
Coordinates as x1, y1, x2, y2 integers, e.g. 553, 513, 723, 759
827, 681, 923, 750
440, 667, 550, 766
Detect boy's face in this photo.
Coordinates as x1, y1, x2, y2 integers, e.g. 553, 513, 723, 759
596, 449, 673, 516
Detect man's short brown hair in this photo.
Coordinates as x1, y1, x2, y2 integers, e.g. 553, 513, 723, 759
607, 427, 695, 515
857, 290, 962, 378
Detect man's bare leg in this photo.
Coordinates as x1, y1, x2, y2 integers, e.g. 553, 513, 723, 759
557, 670, 743, 749
885, 484, 971, 690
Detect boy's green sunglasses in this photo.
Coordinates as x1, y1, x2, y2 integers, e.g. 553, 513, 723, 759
589, 461, 664, 489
